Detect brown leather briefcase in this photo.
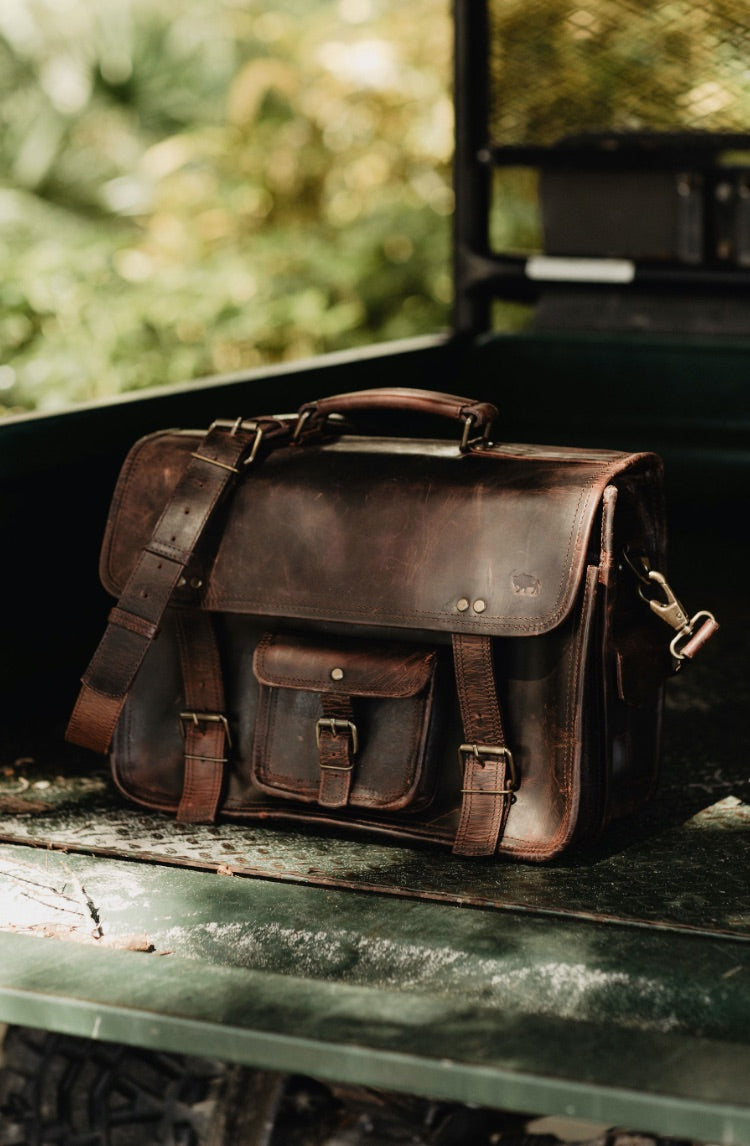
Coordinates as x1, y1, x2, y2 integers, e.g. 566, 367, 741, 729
66, 388, 717, 859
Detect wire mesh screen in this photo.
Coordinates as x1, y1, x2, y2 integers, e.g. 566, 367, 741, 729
489, 0, 750, 147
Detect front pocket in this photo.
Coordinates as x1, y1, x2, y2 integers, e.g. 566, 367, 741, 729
251, 631, 439, 811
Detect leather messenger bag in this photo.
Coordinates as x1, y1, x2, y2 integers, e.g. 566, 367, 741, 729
66, 388, 717, 859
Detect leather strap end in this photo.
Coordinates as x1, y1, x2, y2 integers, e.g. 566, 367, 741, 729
451, 633, 515, 856
65, 684, 123, 754
176, 722, 227, 823
316, 695, 357, 807
452, 752, 514, 857
317, 743, 355, 808
175, 613, 229, 824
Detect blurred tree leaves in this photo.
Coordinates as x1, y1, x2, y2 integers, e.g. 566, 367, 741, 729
7, 0, 747, 415
0, 0, 453, 415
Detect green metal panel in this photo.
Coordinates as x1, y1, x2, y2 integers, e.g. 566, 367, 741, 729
1, 846, 750, 1142
465, 331, 750, 500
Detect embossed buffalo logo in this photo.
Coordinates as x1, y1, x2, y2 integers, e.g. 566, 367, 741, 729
511, 571, 541, 597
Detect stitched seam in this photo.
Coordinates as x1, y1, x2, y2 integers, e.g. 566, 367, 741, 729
253, 671, 429, 698
255, 684, 279, 788
254, 639, 435, 697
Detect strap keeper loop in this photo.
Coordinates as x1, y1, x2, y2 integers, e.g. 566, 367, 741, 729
107, 606, 159, 642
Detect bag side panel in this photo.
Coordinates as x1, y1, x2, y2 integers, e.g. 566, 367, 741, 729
599, 469, 668, 822
495, 563, 601, 859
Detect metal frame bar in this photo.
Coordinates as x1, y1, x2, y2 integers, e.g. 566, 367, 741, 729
452, 0, 492, 336
452, 0, 750, 331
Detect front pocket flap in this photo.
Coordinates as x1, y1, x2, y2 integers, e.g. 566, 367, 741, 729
253, 632, 435, 698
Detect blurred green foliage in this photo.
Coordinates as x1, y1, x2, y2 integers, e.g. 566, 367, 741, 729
6, 0, 749, 415
0, 0, 453, 415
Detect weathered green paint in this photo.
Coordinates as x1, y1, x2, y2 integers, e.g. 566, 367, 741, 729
1, 848, 750, 1142
2, 842, 749, 1037
1, 768, 749, 940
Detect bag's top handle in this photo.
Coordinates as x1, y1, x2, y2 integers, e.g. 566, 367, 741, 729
293, 388, 498, 452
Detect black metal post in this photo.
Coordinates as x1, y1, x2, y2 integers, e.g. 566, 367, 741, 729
452, 0, 492, 337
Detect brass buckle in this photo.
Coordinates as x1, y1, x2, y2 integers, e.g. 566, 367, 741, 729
179, 711, 233, 749
316, 717, 359, 759
458, 743, 517, 791
209, 419, 265, 466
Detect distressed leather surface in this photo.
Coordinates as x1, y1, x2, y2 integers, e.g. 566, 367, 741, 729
101, 433, 664, 638
109, 571, 615, 859
251, 633, 439, 812
102, 425, 666, 860
254, 632, 435, 697
69, 418, 289, 754
451, 633, 513, 857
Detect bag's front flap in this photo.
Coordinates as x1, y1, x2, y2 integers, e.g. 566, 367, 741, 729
102, 431, 662, 637
254, 632, 435, 697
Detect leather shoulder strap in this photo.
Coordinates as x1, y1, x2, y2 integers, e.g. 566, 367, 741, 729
66, 418, 289, 754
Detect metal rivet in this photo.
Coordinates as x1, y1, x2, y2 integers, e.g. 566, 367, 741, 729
177, 577, 187, 588
330, 667, 344, 682
189, 577, 204, 590
456, 598, 470, 612
473, 599, 487, 614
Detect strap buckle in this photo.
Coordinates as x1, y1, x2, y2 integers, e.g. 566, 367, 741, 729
458, 743, 517, 791
209, 419, 265, 466
179, 711, 233, 749
316, 717, 359, 759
